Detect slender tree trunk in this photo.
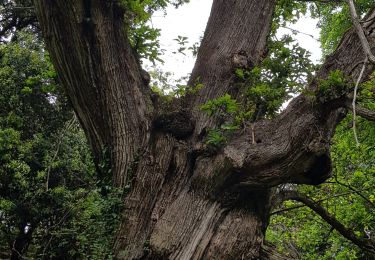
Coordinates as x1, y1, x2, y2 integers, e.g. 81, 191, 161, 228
33, 0, 375, 259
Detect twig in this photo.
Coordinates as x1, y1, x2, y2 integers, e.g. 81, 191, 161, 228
280, 190, 375, 254
40, 189, 92, 256
251, 124, 256, 144
272, 186, 374, 216
330, 177, 375, 208
280, 26, 319, 41
46, 116, 76, 191
272, 190, 363, 215
11, 243, 23, 259
42, 237, 52, 257
271, 203, 306, 215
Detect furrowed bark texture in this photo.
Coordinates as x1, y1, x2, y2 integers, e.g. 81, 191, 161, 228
34, 0, 375, 259
186, 0, 276, 136
114, 1, 277, 258
34, 0, 152, 187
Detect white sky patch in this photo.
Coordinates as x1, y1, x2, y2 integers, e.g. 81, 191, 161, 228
148, 0, 322, 83
147, 0, 212, 81
277, 17, 322, 63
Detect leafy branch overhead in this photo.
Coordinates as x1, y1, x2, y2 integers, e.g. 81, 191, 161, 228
199, 35, 317, 146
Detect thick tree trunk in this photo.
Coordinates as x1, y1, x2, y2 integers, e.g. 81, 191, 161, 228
33, 0, 375, 259
34, 0, 153, 187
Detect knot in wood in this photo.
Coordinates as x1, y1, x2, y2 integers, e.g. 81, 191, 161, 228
153, 110, 194, 139
141, 69, 151, 86
231, 50, 253, 69
308, 138, 328, 155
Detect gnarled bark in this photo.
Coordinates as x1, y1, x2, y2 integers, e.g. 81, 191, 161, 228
33, 0, 375, 259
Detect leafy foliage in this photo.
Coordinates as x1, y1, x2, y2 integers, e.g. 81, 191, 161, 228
267, 75, 375, 258
316, 69, 349, 102
120, 0, 190, 62
242, 35, 316, 117
200, 35, 316, 145
201, 94, 239, 117
0, 0, 38, 42
0, 32, 123, 259
273, 0, 308, 33
274, 0, 373, 57
309, 0, 373, 56
206, 129, 227, 146
200, 94, 241, 146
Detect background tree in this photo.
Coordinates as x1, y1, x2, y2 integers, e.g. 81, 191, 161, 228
0, 31, 124, 259
268, 112, 375, 259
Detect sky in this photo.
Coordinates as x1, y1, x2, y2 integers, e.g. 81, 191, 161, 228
148, 0, 322, 82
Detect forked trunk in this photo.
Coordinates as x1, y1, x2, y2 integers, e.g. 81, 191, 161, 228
33, 0, 375, 259
114, 132, 273, 259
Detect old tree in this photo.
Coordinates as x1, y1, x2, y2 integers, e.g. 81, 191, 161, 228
4, 0, 375, 258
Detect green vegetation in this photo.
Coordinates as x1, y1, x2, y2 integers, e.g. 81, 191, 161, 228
264, 2, 375, 258
0, 32, 123, 259
267, 113, 375, 259
0, 0, 374, 258
200, 35, 316, 145
121, 0, 190, 62
316, 70, 349, 102
310, 0, 374, 56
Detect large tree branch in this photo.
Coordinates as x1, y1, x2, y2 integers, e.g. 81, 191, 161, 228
282, 190, 375, 255
271, 186, 374, 215
184, 0, 276, 137
344, 99, 375, 121
34, 0, 153, 186
189, 6, 375, 194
